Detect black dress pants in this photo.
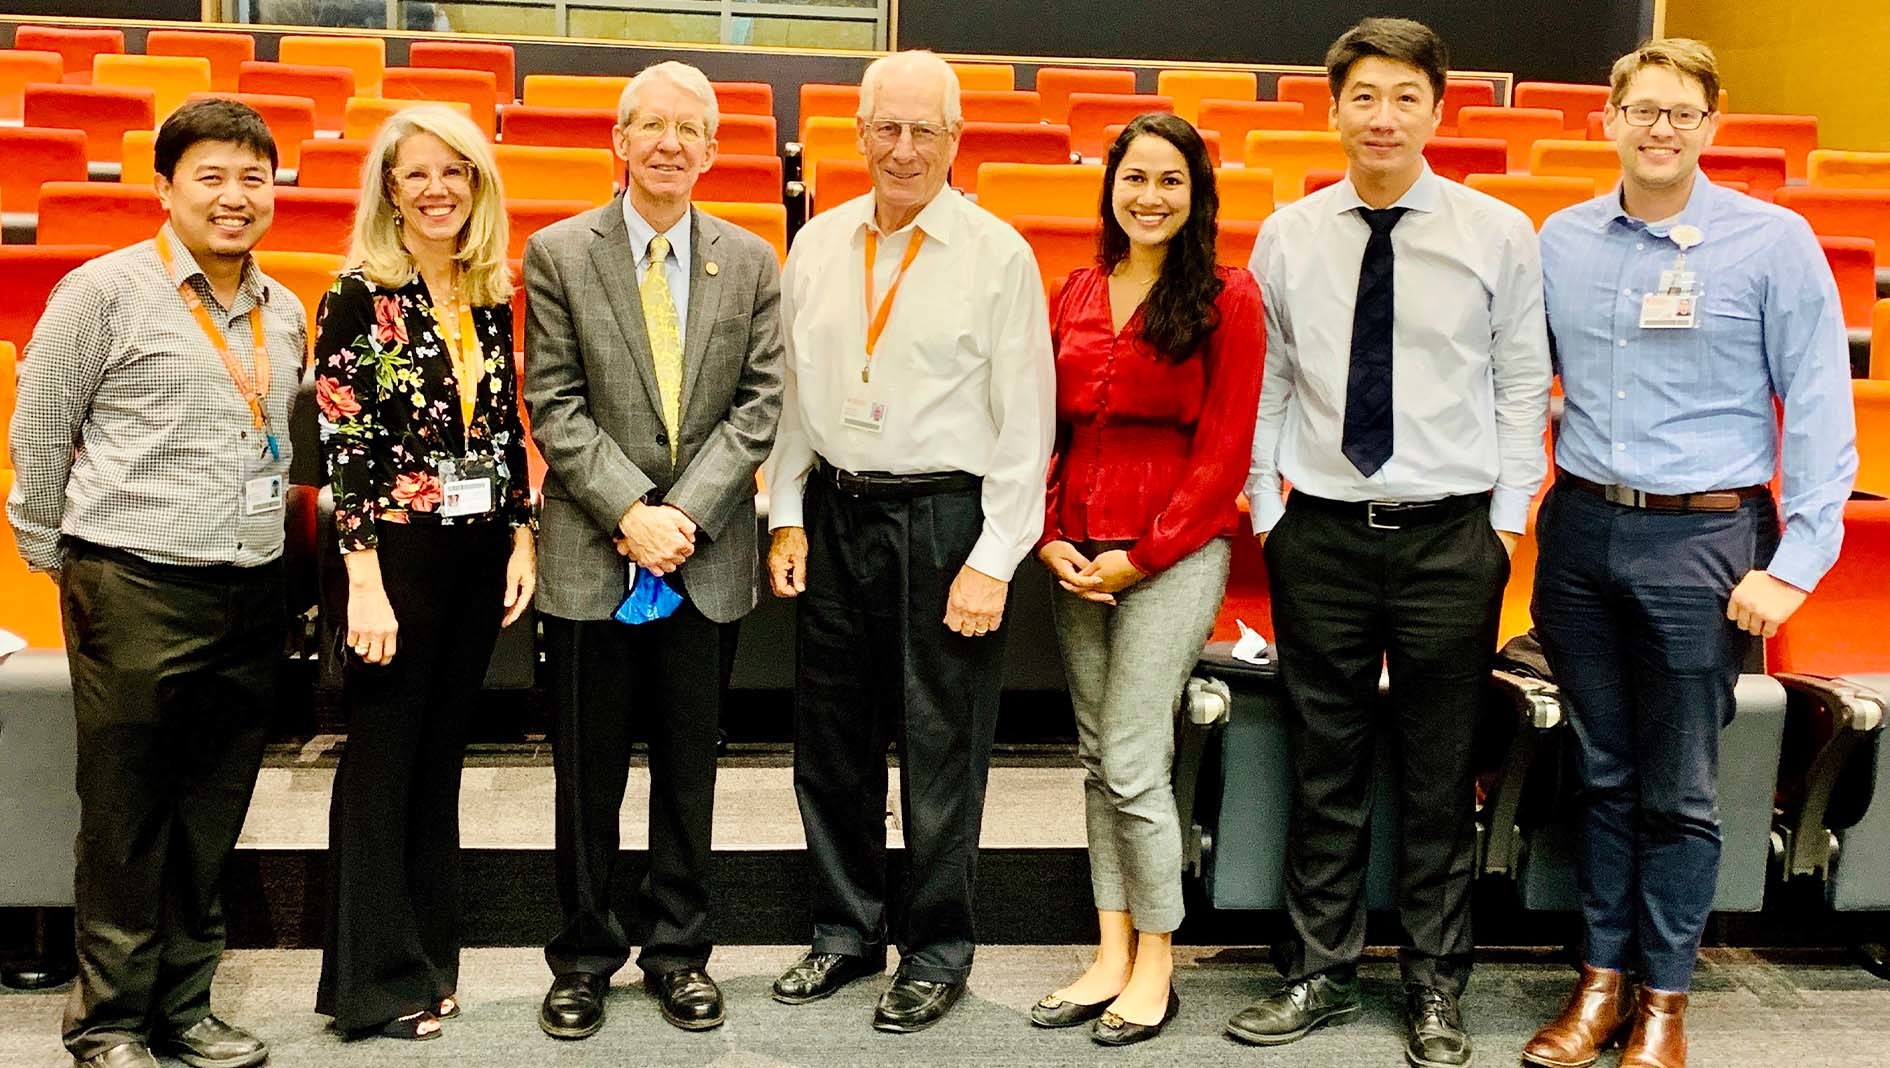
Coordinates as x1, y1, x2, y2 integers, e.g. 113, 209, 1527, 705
1265, 492, 1509, 996
542, 599, 737, 979
58, 541, 283, 1061
793, 474, 1005, 984
316, 522, 510, 1032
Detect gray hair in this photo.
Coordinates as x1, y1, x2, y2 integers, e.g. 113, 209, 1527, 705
857, 50, 962, 126
616, 60, 720, 137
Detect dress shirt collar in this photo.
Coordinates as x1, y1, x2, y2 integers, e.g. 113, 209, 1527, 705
156, 223, 268, 310
853, 186, 961, 247
1327, 162, 1443, 219
1600, 169, 1715, 240
622, 197, 693, 271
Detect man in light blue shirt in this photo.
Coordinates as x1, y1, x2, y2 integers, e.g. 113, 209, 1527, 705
1526, 38, 1856, 1068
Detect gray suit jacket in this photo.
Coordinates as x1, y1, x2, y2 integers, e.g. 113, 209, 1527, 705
523, 199, 786, 623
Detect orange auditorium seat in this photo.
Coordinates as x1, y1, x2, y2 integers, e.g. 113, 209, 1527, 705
954, 122, 1073, 194
797, 83, 860, 142
1244, 130, 1346, 202
117, 129, 158, 186
506, 199, 589, 260
1808, 150, 1890, 190
696, 201, 788, 263
1010, 214, 1098, 293
1217, 166, 1275, 222
1157, 69, 1257, 124
949, 63, 1014, 92
0, 341, 13, 469
960, 90, 1043, 125
1034, 68, 1135, 124
1699, 146, 1787, 199
35, 182, 160, 248
1513, 81, 1610, 137
251, 250, 342, 352
0, 127, 87, 225
13, 25, 123, 85
0, 468, 66, 648
1423, 137, 1507, 183
1713, 113, 1818, 180
408, 40, 516, 104
714, 113, 777, 157
277, 36, 384, 98
1465, 173, 1597, 230
1529, 139, 1620, 185
381, 67, 498, 137
1766, 499, 1890, 676
1854, 381, 1890, 499
92, 54, 211, 124
1066, 93, 1174, 158
796, 116, 861, 196
493, 144, 615, 205
0, 50, 64, 122
1197, 100, 1307, 147
1437, 78, 1497, 136
144, 29, 254, 93
976, 163, 1104, 223
239, 61, 354, 132
295, 138, 371, 189
185, 92, 316, 170
1273, 74, 1332, 128
711, 81, 772, 116
522, 74, 627, 112
0, 244, 109, 353
1820, 237, 1878, 331
1456, 106, 1564, 171
499, 105, 614, 149
1102, 123, 1219, 166
693, 154, 782, 204
507, 258, 525, 354
1872, 299, 1890, 379
1218, 218, 1261, 268
811, 158, 871, 215
344, 96, 472, 141
259, 187, 358, 257
22, 83, 153, 164
1304, 170, 1347, 196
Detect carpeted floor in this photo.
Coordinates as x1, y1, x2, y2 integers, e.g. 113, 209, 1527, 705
2, 946, 1886, 1067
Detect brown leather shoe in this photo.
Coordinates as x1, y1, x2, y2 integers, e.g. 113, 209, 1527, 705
1619, 987, 1688, 1068
1520, 965, 1634, 1068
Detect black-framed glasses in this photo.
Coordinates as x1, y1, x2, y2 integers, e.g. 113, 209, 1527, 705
1619, 103, 1711, 130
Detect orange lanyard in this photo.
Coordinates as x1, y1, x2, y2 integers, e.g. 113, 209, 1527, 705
861, 228, 926, 381
153, 228, 275, 458
428, 289, 482, 432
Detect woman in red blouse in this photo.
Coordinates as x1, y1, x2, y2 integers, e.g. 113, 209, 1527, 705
1029, 113, 1265, 1046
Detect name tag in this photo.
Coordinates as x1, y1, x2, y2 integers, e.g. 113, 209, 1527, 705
439, 456, 497, 517
1640, 292, 1698, 330
244, 474, 284, 515
841, 390, 889, 434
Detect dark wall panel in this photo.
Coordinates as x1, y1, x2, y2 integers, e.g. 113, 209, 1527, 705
0, 1, 198, 19
898, 0, 1655, 86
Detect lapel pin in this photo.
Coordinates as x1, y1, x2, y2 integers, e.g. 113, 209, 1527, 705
705, 261, 719, 276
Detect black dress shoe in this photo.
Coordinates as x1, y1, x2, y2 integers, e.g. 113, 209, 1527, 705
1224, 970, 1361, 1046
651, 968, 725, 1031
1029, 990, 1113, 1028
1405, 985, 1472, 1068
74, 1042, 159, 1068
539, 971, 607, 1040
155, 1015, 268, 1068
872, 975, 965, 1033
772, 950, 886, 1005
1092, 988, 1181, 1047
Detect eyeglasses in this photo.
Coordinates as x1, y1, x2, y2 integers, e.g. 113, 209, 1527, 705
624, 116, 708, 145
392, 161, 477, 192
863, 117, 952, 150
1619, 103, 1711, 131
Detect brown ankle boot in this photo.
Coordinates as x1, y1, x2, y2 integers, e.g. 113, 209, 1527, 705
1520, 965, 1633, 1068
1619, 987, 1688, 1068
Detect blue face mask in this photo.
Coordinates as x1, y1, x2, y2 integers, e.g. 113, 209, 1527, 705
613, 565, 683, 625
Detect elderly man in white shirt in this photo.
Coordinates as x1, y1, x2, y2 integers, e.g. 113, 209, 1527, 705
763, 48, 1055, 1034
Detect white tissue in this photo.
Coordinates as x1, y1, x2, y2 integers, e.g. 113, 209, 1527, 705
1231, 619, 1270, 665
0, 629, 25, 665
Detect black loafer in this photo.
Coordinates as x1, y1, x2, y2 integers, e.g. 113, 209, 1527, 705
872, 975, 965, 1033
155, 1015, 268, 1068
651, 967, 724, 1031
539, 971, 607, 1040
1405, 985, 1472, 1067
1029, 991, 1113, 1028
772, 950, 886, 1005
1092, 988, 1181, 1047
74, 1043, 159, 1068
1225, 970, 1361, 1046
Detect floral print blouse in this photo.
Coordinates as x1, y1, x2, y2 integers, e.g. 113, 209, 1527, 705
314, 268, 532, 552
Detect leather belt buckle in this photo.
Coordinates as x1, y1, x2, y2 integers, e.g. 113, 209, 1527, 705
1365, 501, 1402, 530
1604, 484, 1647, 508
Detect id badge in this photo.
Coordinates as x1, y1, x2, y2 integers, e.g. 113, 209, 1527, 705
243, 474, 284, 515
439, 456, 497, 518
1640, 292, 1698, 330
840, 383, 889, 434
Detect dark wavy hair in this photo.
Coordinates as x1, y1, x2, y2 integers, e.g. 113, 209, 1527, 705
1096, 113, 1222, 361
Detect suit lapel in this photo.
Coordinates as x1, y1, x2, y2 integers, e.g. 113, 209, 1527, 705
680, 207, 724, 421
586, 200, 666, 421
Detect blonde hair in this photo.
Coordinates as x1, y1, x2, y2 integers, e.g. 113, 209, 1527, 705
617, 60, 720, 137
348, 103, 513, 306
1609, 38, 1721, 112
858, 50, 962, 126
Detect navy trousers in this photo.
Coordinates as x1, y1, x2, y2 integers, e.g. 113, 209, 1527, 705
1531, 482, 1777, 992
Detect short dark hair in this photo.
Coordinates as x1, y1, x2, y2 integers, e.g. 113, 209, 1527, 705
153, 98, 278, 180
1096, 113, 1223, 361
1325, 17, 1450, 105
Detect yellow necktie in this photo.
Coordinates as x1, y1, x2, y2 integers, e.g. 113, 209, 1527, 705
641, 233, 683, 464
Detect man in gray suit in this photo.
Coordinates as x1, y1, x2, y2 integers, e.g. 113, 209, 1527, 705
522, 60, 785, 1039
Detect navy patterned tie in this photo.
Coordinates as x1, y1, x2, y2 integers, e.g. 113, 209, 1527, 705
1342, 206, 1408, 478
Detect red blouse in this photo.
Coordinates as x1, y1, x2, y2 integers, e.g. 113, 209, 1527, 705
1041, 264, 1266, 576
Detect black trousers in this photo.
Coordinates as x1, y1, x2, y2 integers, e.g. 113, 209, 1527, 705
1265, 492, 1509, 996
58, 541, 282, 1060
316, 522, 509, 1031
794, 475, 1005, 984
543, 600, 736, 979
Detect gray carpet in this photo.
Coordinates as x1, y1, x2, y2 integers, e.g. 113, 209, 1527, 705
3, 946, 1886, 1066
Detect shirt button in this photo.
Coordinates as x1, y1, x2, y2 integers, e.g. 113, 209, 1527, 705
1617, 390, 1627, 399
1617, 339, 1627, 348
1636, 243, 1645, 250
236, 541, 244, 550
1615, 443, 1626, 452
1622, 288, 1633, 296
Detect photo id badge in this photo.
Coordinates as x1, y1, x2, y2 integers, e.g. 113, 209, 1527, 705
1640, 292, 1699, 330
841, 383, 889, 434
440, 456, 496, 518
243, 474, 284, 515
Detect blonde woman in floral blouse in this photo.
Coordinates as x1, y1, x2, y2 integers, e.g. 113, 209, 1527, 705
313, 104, 536, 1042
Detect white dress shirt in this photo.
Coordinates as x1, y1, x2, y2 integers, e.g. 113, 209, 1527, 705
766, 188, 1055, 581
1244, 164, 1551, 534
623, 197, 691, 350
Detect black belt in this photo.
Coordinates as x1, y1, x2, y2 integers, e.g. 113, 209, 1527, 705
1557, 470, 1768, 513
1287, 490, 1491, 530
63, 537, 274, 581
814, 459, 981, 500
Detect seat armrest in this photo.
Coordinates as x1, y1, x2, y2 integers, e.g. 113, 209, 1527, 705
1174, 674, 1232, 878
1480, 670, 1571, 878
1773, 673, 1887, 881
